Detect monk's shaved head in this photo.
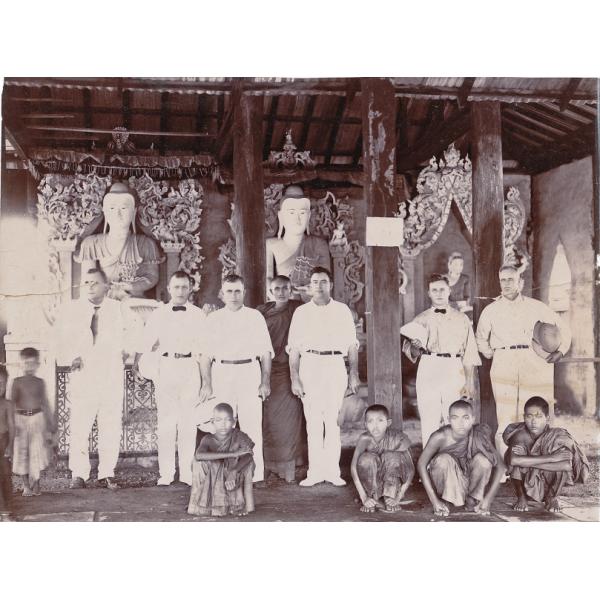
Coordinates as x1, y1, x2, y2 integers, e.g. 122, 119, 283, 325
449, 398, 473, 415
365, 404, 390, 420
214, 403, 235, 419
524, 396, 549, 417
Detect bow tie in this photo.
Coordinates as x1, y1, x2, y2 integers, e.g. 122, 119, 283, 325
434, 308, 447, 314
172, 306, 187, 312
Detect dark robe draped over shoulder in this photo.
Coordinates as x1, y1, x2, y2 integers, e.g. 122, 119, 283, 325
503, 422, 589, 500
257, 300, 305, 463
440, 423, 498, 475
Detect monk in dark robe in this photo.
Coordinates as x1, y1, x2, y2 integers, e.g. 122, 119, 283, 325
503, 396, 589, 513
188, 403, 255, 517
418, 399, 504, 517
257, 275, 305, 482
350, 404, 414, 513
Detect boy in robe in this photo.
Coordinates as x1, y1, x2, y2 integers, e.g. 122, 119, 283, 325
418, 399, 504, 517
503, 396, 589, 513
188, 403, 255, 517
350, 404, 414, 513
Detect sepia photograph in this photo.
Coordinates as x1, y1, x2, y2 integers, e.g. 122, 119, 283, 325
1, 73, 598, 526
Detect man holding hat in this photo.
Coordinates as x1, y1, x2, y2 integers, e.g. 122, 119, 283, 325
476, 265, 571, 455
401, 273, 480, 447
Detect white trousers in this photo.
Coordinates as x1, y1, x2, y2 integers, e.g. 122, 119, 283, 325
154, 357, 201, 485
416, 355, 466, 447
212, 361, 264, 482
69, 362, 123, 481
491, 348, 554, 455
299, 354, 348, 482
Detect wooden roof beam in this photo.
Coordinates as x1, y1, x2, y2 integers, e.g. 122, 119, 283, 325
396, 108, 471, 173
3, 125, 28, 160
560, 78, 583, 111
502, 108, 569, 139
297, 95, 317, 150
25, 125, 214, 137
214, 82, 240, 163
324, 96, 347, 166
512, 104, 578, 134
457, 77, 476, 109
262, 96, 279, 160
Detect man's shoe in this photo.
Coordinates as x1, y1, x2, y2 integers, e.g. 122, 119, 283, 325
156, 477, 172, 486
325, 476, 346, 487
299, 477, 323, 487
70, 476, 86, 489
98, 477, 119, 491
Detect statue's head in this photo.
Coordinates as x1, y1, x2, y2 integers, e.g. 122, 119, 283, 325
277, 185, 311, 238
102, 181, 137, 234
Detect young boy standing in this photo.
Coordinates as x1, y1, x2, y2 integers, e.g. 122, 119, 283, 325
0, 366, 15, 520
188, 403, 255, 517
350, 404, 414, 513
504, 396, 589, 513
418, 399, 504, 517
10, 348, 55, 496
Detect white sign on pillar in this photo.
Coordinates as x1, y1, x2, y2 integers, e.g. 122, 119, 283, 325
366, 217, 404, 247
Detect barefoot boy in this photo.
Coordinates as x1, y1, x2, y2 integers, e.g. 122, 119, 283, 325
0, 366, 15, 520
188, 403, 255, 517
417, 399, 504, 517
350, 404, 414, 513
503, 396, 589, 513
10, 348, 55, 496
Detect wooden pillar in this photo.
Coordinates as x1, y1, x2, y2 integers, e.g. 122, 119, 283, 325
471, 101, 504, 430
593, 78, 600, 418
232, 89, 266, 308
361, 78, 402, 426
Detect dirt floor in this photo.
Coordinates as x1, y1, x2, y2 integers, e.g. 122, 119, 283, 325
5, 448, 599, 523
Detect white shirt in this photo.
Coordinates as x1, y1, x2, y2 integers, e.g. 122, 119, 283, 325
140, 301, 206, 358
54, 297, 127, 366
406, 306, 481, 367
202, 306, 274, 361
286, 298, 359, 356
475, 294, 572, 359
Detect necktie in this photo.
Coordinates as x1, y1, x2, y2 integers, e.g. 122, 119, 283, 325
172, 306, 187, 312
434, 308, 446, 314
91, 306, 100, 343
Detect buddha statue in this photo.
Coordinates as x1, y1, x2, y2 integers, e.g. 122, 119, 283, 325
76, 182, 163, 300
265, 185, 331, 300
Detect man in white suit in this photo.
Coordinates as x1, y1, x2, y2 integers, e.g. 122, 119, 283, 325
55, 268, 128, 489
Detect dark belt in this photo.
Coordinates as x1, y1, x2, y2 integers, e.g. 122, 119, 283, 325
162, 352, 192, 359
16, 408, 42, 416
499, 345, 530, 350
305, 349, 343, 356
423, 351, 463, 358
219, 357, 257, 365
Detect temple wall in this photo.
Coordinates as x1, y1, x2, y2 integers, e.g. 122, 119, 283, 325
532, 156, 596, 415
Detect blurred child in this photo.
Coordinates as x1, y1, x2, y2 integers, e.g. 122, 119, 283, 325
11, 348, 55, 496
0, 366, 15, 520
